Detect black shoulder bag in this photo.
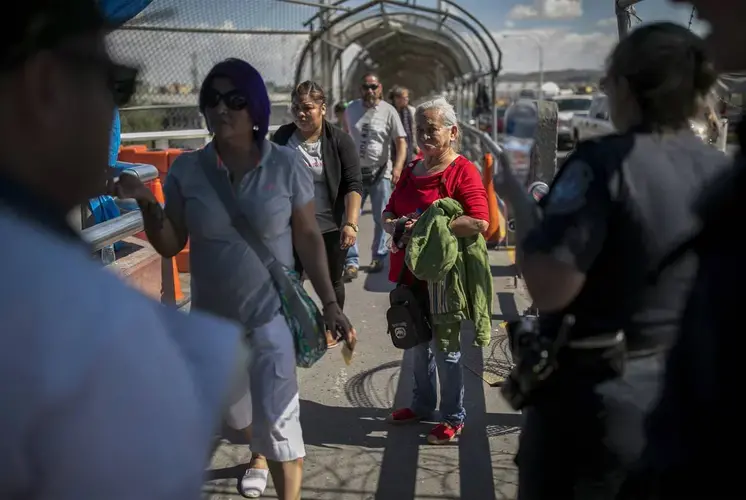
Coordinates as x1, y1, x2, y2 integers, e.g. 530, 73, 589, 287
386, 218, 433, 349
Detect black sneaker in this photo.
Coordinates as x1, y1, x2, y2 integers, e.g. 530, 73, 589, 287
368, 259, 384, 273
343, 265, 359, 282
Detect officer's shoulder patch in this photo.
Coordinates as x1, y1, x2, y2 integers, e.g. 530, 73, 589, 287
544, 159, 594, 215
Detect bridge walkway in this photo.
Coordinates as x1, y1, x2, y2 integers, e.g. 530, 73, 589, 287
190, 198, 529, 499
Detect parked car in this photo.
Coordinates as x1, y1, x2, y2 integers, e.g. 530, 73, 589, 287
571, 94, 614, 143
572, 93, 724, 150
475, 108, 508, 135
550, 94, 594, 149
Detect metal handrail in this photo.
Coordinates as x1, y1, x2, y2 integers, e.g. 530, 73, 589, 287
80, 163, 160, 252
112, 163, 160, 183
82, 211, 145, 252
460, 120, 504, 164
120, 125, 281, 144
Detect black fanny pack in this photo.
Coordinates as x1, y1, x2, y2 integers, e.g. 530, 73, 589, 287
386, 219, 433, 349
361, 163, 386, 186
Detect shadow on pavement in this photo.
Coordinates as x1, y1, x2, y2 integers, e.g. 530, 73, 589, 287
374, 351, 421, 499
299, 348, 520, 498
459, 324, 497, 499
492, 292, 521, 323
491, 263, 518, 278
362, 263, 395, 293
208, 346, 522, 498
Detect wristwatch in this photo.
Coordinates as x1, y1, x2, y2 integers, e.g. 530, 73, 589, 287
344, 222, 359, 232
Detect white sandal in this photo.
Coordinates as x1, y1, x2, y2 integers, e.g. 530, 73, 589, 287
238, 467, 269, 498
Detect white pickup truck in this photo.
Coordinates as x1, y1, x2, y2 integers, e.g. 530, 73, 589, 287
552, 94, 594, 149
571, 93, 722, 148
571, 94, 614, 143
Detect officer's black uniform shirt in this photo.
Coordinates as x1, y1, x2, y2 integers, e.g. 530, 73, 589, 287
522, 129, 729, 351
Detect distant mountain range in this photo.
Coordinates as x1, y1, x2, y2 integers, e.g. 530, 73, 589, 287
498, 69, 604, 84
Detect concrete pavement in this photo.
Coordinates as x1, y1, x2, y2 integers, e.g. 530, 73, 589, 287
203, 201, 531, 499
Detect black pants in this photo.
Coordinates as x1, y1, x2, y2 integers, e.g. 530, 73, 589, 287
294, 229, 346, 310
516, 355, 665, 500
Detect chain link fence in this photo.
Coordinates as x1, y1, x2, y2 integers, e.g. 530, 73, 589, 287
107, 0, 320, 134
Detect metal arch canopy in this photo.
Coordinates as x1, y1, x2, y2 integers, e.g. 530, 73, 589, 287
333, 12, 482, 74
345, 24, 472, 77
295, 0, 499, 87
304, 0, 503, 71
343, 32, 463, 98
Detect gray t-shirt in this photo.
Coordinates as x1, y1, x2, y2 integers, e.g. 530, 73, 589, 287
345, 99, 407, 179
164, 140, 314, 328
286, 132, 336, 233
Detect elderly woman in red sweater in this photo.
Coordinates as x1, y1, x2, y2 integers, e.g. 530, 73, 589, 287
382, 97, 489, 445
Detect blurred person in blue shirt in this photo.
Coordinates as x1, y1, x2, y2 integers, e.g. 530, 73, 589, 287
0, 2, 243, 499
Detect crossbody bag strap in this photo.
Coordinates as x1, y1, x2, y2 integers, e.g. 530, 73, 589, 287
198, 146, 277, 268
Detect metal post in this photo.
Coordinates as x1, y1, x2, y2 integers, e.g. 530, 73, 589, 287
616, 1, 630, 39
309, 21, 316, 82
337, 56, 344, 103
537, 42, 544, 102
615, 0, 644, 39
491, 72, 498, 142
319, 0, 333, 117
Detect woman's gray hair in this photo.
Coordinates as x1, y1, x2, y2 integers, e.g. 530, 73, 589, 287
415, 97, 461, 152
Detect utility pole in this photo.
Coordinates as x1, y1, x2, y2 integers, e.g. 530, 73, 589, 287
615, 0, 645, 39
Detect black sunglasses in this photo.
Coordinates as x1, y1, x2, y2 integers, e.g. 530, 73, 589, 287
362, 83, 379, 91
203, 89, 248, 111
109, 62, 138, 107
56, 50, 139, 107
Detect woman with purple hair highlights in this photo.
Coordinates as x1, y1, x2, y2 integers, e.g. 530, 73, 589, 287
117, 58, 355, 499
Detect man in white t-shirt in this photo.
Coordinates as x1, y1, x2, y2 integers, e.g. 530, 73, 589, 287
344, 73, 408, 278
0, 3, 243, 498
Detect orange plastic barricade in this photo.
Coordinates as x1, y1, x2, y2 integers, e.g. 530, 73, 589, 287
133, 150, 169, 180
481, 153, 502, 242
175, 241, 190, 273
166, 149, 190, 274
167, 148, 184, 169
119, 144, 147, 154
117, 149, 169, 179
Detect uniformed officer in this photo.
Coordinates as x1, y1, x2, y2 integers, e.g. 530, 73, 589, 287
625, 1, 746, 498
493, 22, 729, 499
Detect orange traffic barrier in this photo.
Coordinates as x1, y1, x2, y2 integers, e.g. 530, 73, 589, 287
146, 172, 191, 274
119, 144, 147, 153
481, 153, 502, 242
116, 149, 170, 180
148, 177, 185, 305
175, 241, 190, 273
133, 150, 169, 178
167, 148, 184, 169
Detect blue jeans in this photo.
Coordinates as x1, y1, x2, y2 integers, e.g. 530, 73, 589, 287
346, 175, 392, 268
411, 338, 466, 426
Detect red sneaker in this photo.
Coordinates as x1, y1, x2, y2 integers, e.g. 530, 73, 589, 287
386, 408, 424, 425
426, 422, 463, 444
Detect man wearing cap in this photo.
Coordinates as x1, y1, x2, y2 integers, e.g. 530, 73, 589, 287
0, 1, 243, 498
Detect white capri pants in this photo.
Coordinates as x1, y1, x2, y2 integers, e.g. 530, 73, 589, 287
225, 313, 306, 462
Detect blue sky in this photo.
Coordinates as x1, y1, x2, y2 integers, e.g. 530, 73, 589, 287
113, 0, 707, 86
